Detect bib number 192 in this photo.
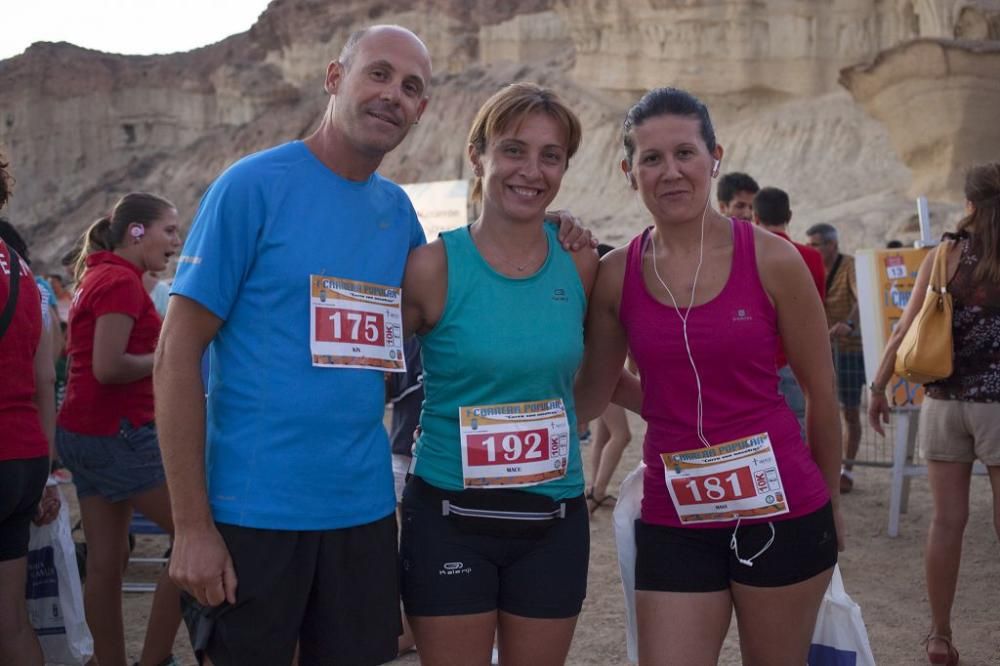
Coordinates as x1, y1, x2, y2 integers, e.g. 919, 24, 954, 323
465, 429, 547, 466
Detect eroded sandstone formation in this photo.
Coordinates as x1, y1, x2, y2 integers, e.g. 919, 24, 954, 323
840, 37, 1000, 202
0, 0, 996, 267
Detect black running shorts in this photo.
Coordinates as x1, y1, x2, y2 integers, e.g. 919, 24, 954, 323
399, 476, 589, 619
181, 513, 401, 666
635, 501, 838, 592
0, 456, 48, 562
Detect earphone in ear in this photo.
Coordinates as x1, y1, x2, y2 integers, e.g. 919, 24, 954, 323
129, 225, 145, 240
712, 159, 720, 177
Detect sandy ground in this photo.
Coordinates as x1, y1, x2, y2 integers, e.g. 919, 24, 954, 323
83, 410, 999, 665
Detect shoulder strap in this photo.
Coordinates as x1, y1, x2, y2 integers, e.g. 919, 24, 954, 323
825, 253, 843, 294
0, 242, 22, 340
930, 240, 952, 292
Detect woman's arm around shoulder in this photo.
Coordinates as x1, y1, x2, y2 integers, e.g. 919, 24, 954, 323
401, 238, 448, 337
575, 247, 631, 422
569, 244, 600, 302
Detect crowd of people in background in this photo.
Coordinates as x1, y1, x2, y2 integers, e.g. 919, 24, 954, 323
1, 21, 997, 666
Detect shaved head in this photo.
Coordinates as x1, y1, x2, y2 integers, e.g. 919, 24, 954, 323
339, 25, 431, 75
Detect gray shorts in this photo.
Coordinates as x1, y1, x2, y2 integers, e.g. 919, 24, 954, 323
56, 420, 166, 502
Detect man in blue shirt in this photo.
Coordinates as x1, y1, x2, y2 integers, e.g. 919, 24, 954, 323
155, 25, 432, 666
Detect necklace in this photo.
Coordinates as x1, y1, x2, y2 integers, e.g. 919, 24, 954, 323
496, 245, 544, 272
477, 225, 546, 273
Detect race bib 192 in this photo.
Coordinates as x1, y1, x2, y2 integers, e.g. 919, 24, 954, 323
459, 399, 570, 488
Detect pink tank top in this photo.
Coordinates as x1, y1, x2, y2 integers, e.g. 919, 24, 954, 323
621, 219, 829, 528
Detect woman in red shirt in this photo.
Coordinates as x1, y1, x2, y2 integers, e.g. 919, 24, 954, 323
0, 154, 59, 666
57, 192, 182, 666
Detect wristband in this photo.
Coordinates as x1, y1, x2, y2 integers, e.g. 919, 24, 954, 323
868, 382, 886, 394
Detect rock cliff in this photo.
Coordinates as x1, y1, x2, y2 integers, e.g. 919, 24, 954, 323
0, 0, 997, 269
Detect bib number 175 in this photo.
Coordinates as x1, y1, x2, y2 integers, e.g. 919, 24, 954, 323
315, 307, 384, 345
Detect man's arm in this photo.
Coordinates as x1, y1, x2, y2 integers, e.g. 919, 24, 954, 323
154, 294, 236, 606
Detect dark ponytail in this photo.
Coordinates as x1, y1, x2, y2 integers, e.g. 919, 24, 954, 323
73, 216, 113, 282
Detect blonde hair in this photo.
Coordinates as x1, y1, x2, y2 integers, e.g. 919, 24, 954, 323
467, 82, 582, 202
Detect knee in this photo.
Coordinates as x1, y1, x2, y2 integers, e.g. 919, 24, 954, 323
931, 508, 969, 535
85, 549, 126, 581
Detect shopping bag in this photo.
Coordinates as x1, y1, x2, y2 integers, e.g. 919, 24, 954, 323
25, 489, 94, 665
612, 462, 645, 664
808, 565, 876, 666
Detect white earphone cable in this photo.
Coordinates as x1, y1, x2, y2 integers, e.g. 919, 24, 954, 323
646, 161, 777, 566
649, 187, 712, 448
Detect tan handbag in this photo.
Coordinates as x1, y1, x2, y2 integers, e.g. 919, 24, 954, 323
894, 241, 953, 384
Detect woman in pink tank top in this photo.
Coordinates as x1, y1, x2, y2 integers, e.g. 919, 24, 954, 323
575, 88, 844, 665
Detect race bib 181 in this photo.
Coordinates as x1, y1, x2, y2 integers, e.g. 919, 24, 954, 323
662, 432, 789, 524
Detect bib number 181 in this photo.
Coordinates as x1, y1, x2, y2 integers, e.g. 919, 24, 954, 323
671, 467, 755, 505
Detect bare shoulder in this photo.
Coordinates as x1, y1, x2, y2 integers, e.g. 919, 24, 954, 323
599, 244, 629, 282
405, 238, 447, 281
753, 225, 804, 274
590, 243, 629, 312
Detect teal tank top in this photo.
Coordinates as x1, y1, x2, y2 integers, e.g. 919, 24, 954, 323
414, 224, 586, 499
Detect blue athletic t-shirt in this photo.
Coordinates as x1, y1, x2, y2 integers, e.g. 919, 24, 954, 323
171, 141, 425, 530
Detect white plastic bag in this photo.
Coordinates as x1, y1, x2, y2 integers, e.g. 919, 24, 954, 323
25, 489, 94, 665
612, 462, 645, 664
808, 564, 876, 666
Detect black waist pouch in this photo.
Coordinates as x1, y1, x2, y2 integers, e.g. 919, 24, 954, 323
410, 476, 584, 539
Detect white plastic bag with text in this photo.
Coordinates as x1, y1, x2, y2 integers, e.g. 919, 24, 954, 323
808, 564, 876, 666
26, 491, 94, 665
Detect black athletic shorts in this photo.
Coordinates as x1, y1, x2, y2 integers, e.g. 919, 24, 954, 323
635, 501, 838, 592
399, 476, 589, 619
181, 513, 401, 666
0, 456, 49, 562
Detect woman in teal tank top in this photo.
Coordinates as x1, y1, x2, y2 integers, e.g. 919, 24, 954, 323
400, 83, 598, 664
